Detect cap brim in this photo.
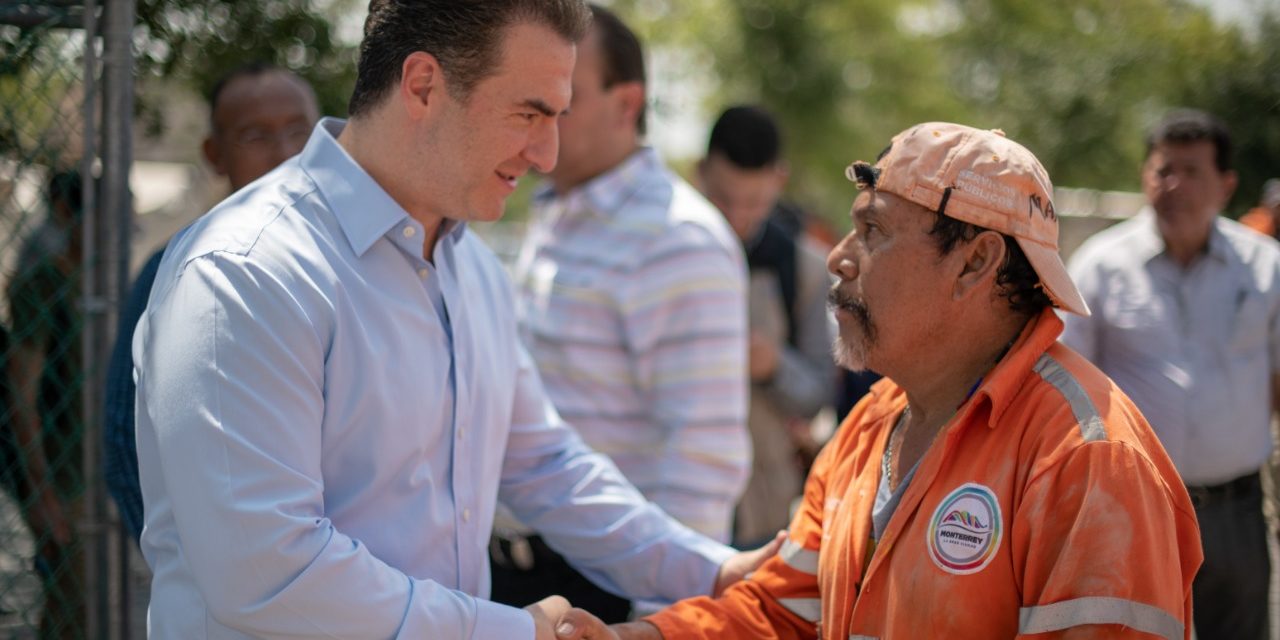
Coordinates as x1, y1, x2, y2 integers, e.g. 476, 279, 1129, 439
1016, 239, 1091, 317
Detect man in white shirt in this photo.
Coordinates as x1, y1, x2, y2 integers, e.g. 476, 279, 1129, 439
1062, 109, 1280, 639
135, 2, 766, 638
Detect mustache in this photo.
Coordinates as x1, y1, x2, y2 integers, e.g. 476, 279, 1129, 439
827, 285, 876, 340
827, 286, 863, 313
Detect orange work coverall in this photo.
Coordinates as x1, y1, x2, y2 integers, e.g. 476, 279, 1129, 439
647, 309, 1201, 639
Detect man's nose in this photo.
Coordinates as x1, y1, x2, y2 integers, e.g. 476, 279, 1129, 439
525, 119, 560, 173
827, 238, 859, 280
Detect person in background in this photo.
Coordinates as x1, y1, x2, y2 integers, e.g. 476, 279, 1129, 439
494, 4, 751, 623
552, 122, 1201, 639
103, 61, 320, 545
133, 2, 769, 638
5, 169, 90, 639
1240, 177, 1280, 241
695, 105, 833, 549
1063, 109, 1280, 639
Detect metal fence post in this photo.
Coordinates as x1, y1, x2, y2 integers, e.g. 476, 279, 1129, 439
94, 0, 133, 637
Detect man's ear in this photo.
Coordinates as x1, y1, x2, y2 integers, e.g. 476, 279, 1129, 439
1222, 169, 1239, 209
202, 136, 227, 177
612, 81, 645, 130
954, 230, 1006, 302
400, 51, 446, 120
775, 160, 790, 190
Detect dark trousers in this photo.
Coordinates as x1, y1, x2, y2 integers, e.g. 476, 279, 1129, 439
489, 534, 632, 624
1189, 472, 1270, 640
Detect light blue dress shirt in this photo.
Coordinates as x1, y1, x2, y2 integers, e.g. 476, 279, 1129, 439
1062, 210, 1280, 485
134, 118, 731, 639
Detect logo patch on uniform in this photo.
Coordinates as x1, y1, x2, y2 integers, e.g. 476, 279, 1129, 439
927, 482, 1002, 575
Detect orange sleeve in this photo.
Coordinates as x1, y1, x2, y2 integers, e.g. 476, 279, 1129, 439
644, 429, 840, 640
1240, 208, 1276, 238
1011, 442, 1201, 640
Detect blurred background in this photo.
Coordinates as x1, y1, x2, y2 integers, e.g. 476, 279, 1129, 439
1, 0, 1278, 637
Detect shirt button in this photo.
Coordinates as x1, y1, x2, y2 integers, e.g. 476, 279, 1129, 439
418, 268, 429, 279
403, 226, 416, 238
462, 508, 471, 523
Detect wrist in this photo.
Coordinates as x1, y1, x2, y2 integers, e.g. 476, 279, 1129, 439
616, 621, 664, 640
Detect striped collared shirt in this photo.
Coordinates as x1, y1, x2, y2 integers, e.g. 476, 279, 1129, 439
514, 147, 750, 541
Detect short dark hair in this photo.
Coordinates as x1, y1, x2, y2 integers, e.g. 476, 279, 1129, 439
348, 0, 591, 118
1145, 108, 1233, 172
589, 4, 647, 135
928, 214, 1052, 316
706, 105, 782, 169
46, 169, 83, 212
45, 169, 93, 225
207, 62, 316, 129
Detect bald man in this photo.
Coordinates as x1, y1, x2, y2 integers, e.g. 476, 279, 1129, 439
103, 62, 320, 543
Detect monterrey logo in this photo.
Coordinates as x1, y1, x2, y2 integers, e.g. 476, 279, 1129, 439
927, 483, 1002, 575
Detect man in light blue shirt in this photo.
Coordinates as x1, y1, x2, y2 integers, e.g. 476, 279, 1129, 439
1062, 109, 1280, 639
133, 2, 765, 638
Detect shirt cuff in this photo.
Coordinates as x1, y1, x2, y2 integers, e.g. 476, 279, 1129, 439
644, 609, 686, 640
671, 533, 734, 598
472, 598, 535, 640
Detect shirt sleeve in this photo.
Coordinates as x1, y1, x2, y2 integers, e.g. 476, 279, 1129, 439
643, 425, 839, 640
499, 340, 733, 604
1011, 442, 1199, 639
1059, 251, 1101, 362
616, 223, 751, 540
103, 247, 164, 543
137, 253, 533, 639
760, 242, 834, 418
1267, 258, 1280, 368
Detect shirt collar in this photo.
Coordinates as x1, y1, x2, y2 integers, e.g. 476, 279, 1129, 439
1205, 217, 1233, 263
534, 146, 661, 219
967, 308, 1065, 430
839, 308, 1065, 431
1131, 207, 1231, 265
299, 118, 467, 257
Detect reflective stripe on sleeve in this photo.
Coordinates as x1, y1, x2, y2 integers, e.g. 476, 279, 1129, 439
1018, 596, 1183, 640
849, 635, 879, 639
779, 538, 820, 574
1033, 354, 1107, 442
778, 597, 822, 622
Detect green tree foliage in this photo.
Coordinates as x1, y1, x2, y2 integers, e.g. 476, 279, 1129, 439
135, 0, 358, 122
623, 0, 1280, 224
1171, 10, 1280, 213
0, 6, 84, 164
939, 0, 1279, 214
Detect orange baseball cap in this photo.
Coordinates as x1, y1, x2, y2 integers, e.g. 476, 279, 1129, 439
846, 122, 1090, 316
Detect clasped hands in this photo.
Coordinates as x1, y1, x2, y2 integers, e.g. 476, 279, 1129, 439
525, 531, 785, 640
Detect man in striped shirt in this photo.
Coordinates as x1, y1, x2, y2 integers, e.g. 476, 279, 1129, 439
490, 4, 751, 623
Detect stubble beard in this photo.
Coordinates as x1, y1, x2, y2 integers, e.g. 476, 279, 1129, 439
828, 285, 877, 372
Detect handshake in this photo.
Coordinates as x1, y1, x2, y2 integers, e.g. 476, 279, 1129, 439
524, 596, 653, 640
523, 531, 785, 640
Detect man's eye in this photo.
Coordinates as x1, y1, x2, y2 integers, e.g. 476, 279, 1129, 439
237, 129, 268, 145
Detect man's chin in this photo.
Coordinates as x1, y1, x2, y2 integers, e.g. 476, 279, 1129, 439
471, 203, 509, 223
832, 336, 871, 372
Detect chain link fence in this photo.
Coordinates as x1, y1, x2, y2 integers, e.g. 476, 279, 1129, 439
1, 0, 133, 637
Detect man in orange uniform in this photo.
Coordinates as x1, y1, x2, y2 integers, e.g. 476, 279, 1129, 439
552, 123, 1202, 639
